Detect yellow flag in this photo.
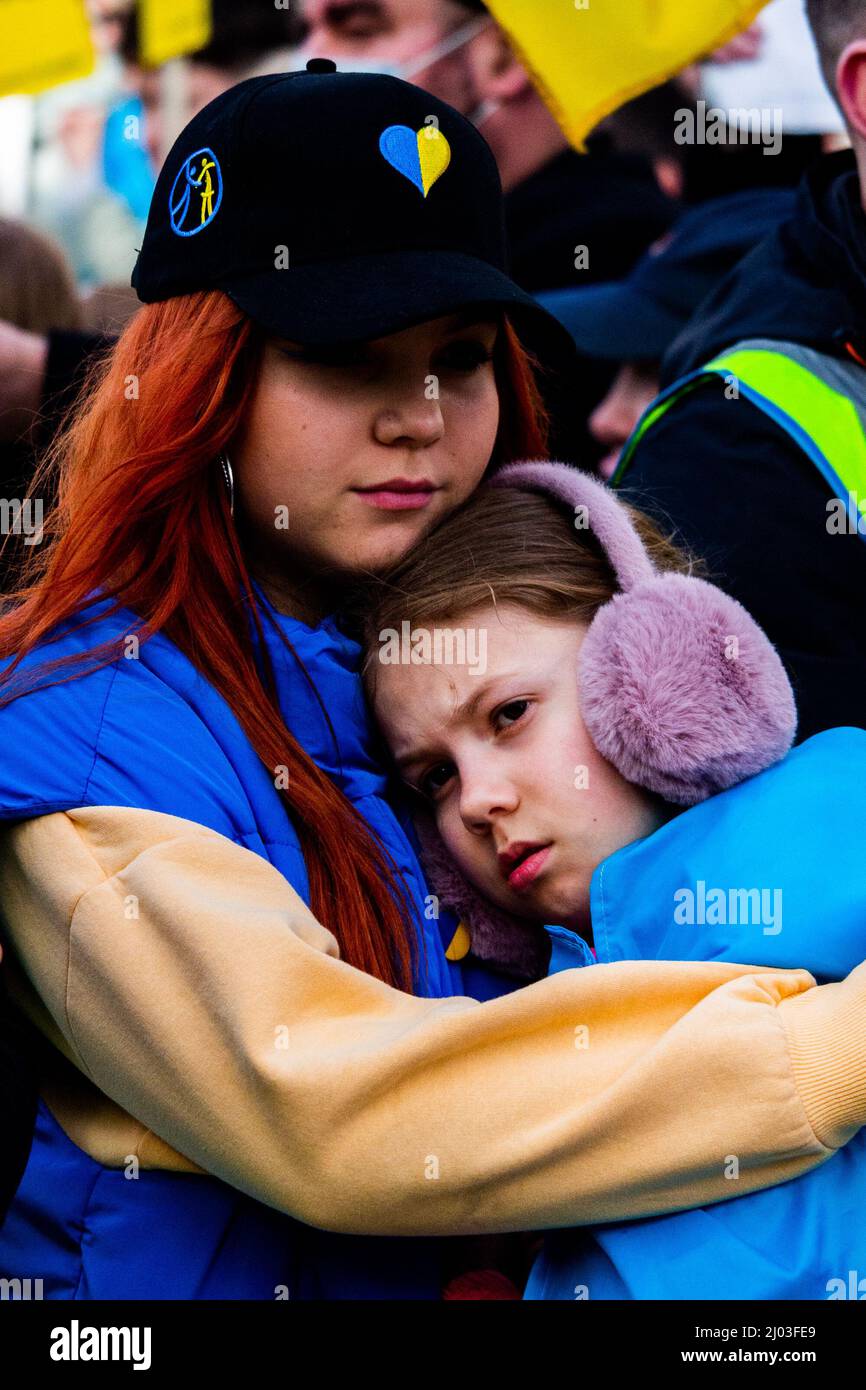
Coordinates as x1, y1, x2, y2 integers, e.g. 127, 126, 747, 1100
140, 0, 213, 67
0, 0, 94, 97
485, 0, 771, 149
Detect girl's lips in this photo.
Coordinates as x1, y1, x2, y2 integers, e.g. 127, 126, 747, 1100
354, 489, 437, 511
506, 844, 552, 892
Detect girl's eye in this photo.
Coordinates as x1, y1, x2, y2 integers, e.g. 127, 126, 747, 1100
437, 340, 496, 373
326, 3, 385, 40
417, 761, 456, 801
493, 698, 530, 730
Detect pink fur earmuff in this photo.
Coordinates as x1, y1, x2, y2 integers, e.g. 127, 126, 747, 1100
490, 460, 797, 806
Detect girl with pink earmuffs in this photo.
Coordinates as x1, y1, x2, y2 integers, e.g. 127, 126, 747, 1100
362, 460, 866, 1300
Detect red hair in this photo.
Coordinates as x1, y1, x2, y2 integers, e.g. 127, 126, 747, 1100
0, 290, 550, 990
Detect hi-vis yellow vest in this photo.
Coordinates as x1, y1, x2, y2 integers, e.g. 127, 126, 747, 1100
613, 337, 866, 540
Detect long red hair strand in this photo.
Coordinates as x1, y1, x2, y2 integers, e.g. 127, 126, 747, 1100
0, 290, 549, 990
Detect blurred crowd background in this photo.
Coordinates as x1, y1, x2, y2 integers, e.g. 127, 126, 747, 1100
0, 0, 848, 474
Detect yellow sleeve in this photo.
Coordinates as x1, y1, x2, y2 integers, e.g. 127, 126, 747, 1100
1, 804, 864, 1238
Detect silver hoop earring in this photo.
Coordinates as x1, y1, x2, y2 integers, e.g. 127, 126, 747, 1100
219, 451, 234, 517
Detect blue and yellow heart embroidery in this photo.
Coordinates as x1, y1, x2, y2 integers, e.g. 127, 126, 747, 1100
379, 124, 451, 197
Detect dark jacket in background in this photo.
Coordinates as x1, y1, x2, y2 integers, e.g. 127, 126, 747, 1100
0, 330, 109, 593
40, 331, 110, 441
505, 142, 676, 293
0, 975, 38, 1228
0, 329, 109, 1226
508, 141, 676, 467
621, 151, 866, 742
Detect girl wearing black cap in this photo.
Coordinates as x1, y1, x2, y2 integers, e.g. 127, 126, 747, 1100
0, 67, 863, 1301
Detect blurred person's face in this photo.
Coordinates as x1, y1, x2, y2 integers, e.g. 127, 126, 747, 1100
58, 106, 104, 170
299, 0, 490, 116
129, 62, 236, 172
130, 65, 163, 171
89, 1, 124, 53
232, 311, 502, 623
185, 63, 237, 122
588, 361, 660, 481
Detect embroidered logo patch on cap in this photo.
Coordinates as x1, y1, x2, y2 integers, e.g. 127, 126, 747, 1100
169, 147, 223, 236
379, 125, 451, 198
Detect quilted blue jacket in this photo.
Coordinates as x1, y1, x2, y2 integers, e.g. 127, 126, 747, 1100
0, 588, 587, 1300
528, 727, 866, 1300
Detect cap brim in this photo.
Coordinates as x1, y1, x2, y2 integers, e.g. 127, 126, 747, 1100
223, 249, 578, 371
536, 283, 685, 363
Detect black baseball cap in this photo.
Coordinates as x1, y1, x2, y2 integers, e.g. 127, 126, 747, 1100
131, 59, 576, 361
536, 188, 796, 363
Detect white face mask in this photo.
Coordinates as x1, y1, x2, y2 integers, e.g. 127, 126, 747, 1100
412, 19, 504, 133
398, 13, 494, 80
465, 96, 503, 130
309, 55, 403, 79
292, 13, 501, 127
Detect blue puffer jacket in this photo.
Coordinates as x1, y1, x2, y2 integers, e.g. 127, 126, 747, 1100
527, 727, 866, 1300
0, 588, 585, 1300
